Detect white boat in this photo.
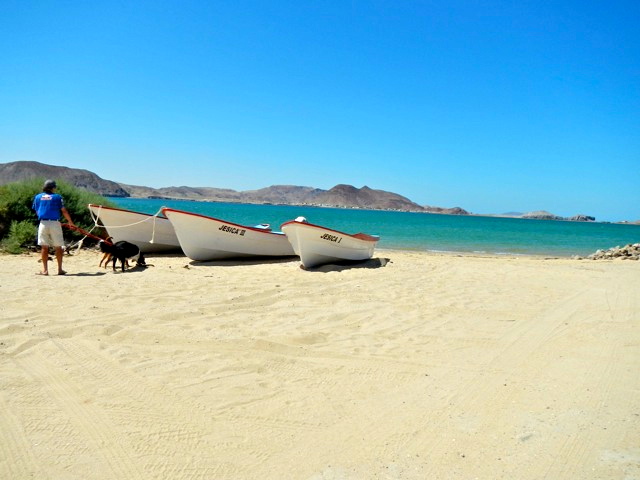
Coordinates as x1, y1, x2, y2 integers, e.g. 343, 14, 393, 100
88, 204, 182, 253
162, 207, 295, 261
280, 217, 380, 268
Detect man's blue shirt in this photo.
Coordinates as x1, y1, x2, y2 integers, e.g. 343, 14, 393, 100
33, 193, 64, 220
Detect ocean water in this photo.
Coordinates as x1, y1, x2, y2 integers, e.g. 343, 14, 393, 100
110, 198, 639, 257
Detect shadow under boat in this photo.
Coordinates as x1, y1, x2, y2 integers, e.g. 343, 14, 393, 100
299, 257, 391, 272
181, 256, 391, 270
185, 255, 298, 268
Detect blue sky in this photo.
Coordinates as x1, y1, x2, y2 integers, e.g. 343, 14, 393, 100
1, 1, 638, 221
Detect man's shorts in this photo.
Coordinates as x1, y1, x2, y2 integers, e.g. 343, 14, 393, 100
38, 220, 65, 247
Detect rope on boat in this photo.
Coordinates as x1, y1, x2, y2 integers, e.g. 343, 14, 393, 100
89, 205, 166, 244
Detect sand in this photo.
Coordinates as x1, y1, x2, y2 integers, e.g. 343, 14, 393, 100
1, 249, 638, 479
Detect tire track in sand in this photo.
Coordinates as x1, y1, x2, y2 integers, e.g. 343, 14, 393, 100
12, 335, 272, 479
0, 388, 49, 479
541, 279, 640, 479
13, 347, 145, 480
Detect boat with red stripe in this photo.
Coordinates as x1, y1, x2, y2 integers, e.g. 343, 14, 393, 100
162, 207, 295, 261
88, 204, 181, 253
281, 217, 379, 268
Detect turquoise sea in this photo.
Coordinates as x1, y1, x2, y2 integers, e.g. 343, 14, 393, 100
110, 198, 639, 258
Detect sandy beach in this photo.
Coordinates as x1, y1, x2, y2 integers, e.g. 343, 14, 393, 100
1, 249, 638, 479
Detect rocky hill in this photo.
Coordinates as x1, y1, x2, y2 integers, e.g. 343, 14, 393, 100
567, 214, 596, 222
314, 184, 423, 211
123, 182, 424, 211
521, 210, 564, 221
120, 184, 245, 202
519, 211, 596, 222
1, 161, 424, 211
0, 161, 129, 197
424, 206, 469, 215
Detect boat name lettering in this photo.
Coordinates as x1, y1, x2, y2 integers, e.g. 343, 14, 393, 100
219, 225, 246, 236
320, 233, 342, 243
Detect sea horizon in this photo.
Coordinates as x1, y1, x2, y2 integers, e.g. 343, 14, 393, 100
109, 196, 639, 225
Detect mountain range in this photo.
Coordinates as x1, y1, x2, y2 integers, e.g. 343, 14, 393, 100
0, 161, 607, 221
0, 161, 129, 197
0, 161, 465, 214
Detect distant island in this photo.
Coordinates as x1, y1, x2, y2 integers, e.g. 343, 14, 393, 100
1, 160, 631, 223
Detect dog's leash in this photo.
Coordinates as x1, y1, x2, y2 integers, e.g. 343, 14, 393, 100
63, 224, 113, 245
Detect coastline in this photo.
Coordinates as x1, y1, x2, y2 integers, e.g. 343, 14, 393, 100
111, 193, 638, 225
121, 194, 640, 224
109, 197, 640, 258
2, 161, 637, 224
1, 249, 638, 479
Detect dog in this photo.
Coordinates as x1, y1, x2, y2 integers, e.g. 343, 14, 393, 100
98, 237, 128, 269
99, 249, 114, 268
99, 240, 147, 272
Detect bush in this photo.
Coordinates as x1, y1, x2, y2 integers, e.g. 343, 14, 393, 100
0, 178, 40, 238
1, 220, 38, 254
0, 178, 117, 253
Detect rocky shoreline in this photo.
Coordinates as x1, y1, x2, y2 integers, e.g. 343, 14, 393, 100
577, 243, 640, 261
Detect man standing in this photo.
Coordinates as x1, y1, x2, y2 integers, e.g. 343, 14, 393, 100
32, 179, 74, 275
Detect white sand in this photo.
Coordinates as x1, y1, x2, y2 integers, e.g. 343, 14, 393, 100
1, 249, 638, 479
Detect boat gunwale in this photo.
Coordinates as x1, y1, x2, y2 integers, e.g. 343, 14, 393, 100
162, 207, 286, 236
280, 220, 379, 243
89, 203, 169, 219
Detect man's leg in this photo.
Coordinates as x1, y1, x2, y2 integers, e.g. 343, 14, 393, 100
40, 245, 50, 275
55, 246, 65, 275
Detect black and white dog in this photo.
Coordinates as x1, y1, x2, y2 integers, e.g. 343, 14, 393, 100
99, 240, 147, 272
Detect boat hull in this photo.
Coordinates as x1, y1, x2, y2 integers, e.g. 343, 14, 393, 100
162, 208, 295, 261
281, 220, 379, 268
88, 204, 181, 253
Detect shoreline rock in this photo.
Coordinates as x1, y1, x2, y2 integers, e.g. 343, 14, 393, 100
576, 243, 640, 261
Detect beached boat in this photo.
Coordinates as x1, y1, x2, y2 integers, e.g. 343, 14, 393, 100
280, 217, 380, 268
88, 204, 182, 253
162, 207, 295, 261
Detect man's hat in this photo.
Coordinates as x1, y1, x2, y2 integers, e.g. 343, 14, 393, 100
43, 179, 57, 190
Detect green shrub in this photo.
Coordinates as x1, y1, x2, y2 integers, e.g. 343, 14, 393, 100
0, 178, 117, 252
0, 178, 40, 238
1, 220, 38, 254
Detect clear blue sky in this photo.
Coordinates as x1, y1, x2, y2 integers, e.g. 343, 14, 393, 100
1, 1, 638, 221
